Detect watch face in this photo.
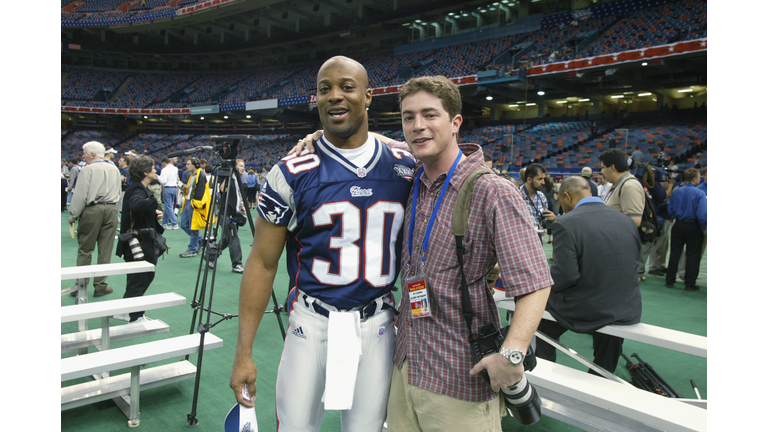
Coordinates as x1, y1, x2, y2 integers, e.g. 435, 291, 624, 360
510, 351, 524, 364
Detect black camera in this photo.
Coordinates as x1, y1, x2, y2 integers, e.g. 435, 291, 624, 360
227, 208, 247, 227
118, 228, 156, 242
117, 229, 154, 260
471, 323, 541, 425
540, 216, 553, 231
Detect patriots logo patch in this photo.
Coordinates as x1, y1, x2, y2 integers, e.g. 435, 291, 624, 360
393, 164, 414, 181
258, 193, 289, 224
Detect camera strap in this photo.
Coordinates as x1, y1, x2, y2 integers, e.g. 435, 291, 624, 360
451, 167, 495, 336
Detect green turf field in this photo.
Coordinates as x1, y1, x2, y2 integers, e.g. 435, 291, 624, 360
60, 210, 706, 432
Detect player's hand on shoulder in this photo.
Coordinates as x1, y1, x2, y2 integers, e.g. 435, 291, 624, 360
288, 130, 324, 156
230, 355, 258, 407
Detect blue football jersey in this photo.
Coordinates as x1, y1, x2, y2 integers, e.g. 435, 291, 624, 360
257, 134, 415, 310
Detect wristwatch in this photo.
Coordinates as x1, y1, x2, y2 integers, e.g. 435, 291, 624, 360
499, 347, 525, 366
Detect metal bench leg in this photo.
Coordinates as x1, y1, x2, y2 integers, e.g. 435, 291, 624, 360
99, 316, 111, 378
128, 366, 141, 428
76, 278, 90, 356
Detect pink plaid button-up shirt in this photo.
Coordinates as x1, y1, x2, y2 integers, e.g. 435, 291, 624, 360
393, 143, 553, 402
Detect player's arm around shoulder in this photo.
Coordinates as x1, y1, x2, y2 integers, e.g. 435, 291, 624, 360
230, 215, 289, 407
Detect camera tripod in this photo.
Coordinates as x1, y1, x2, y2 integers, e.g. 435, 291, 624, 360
182, 135, 287, 428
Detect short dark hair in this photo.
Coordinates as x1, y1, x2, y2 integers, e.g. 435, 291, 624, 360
129, 155, 155, 182
483, 151, 493, 163
524, 163, 546, 181
683, 168, 700, 183
161, 156, 170, 164
399, 75, 462, 120
187, 157, 201, 169
599, 148, 629, 172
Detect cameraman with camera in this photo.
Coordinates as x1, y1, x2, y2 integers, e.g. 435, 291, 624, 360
210, 159, 246, 274
115, 155, 164, 323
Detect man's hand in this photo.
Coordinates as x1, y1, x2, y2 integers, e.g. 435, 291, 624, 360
542, 210, 557, 222
156, 210, 163, 220
67, 216, 75, 224
288, 130, 323, 156
230, 355, 258, 407
469, 353, 524, 392
486, 264, 501, 289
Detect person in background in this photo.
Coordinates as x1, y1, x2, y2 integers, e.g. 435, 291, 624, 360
246, 168, 259, 209
536, 176, 641, 375
114, 155, 164, 323
67, 141, 121, 298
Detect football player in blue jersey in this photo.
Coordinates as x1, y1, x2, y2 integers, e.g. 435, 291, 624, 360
230, 56, 415, 432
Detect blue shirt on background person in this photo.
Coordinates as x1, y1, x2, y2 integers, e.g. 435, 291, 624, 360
668, 183, 706, 231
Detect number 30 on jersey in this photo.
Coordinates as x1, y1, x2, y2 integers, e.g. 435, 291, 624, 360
311, 201, 404, 288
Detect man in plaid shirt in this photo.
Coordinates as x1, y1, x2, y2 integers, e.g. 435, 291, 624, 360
519, 163, 557, 243
387, 76, 552, 432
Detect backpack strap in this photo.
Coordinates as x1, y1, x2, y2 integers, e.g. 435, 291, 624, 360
452, 167, 495, 333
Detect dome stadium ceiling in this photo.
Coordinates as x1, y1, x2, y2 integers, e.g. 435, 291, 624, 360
62, 0, 706, 121
62, 0, 493, 66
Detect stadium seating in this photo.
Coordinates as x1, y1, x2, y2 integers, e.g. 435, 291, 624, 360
61, 116, 705, 175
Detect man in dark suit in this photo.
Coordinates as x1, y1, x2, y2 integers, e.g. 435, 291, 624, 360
535, 176, 642, 374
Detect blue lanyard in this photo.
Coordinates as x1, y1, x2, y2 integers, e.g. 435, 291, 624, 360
407, 152, 462, 265
523, 185, 541, 216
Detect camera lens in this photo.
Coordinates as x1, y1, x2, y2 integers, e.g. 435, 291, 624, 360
500, 374, 542, 425
128, 237, 144, 260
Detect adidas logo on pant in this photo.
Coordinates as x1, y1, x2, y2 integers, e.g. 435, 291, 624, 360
291, 326, 306, 339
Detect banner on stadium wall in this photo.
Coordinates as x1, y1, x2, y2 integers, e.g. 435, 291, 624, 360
370, 75, 478, 97
189, 105, 220, 115
60, 106, 191, 115
245, 99, 279, 111
526, 39, 707, 77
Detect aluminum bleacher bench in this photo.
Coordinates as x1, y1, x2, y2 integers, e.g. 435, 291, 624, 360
493, 292, 707, 431
494, 293, 707, 358
61, 333, 224, 428
61, 292, 187, 324
529, 358, 707, 432
61, 261, 156, 284
61, 318, 170, 354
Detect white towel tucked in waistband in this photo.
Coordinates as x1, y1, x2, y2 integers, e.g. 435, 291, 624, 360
323, 310, 362, 410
